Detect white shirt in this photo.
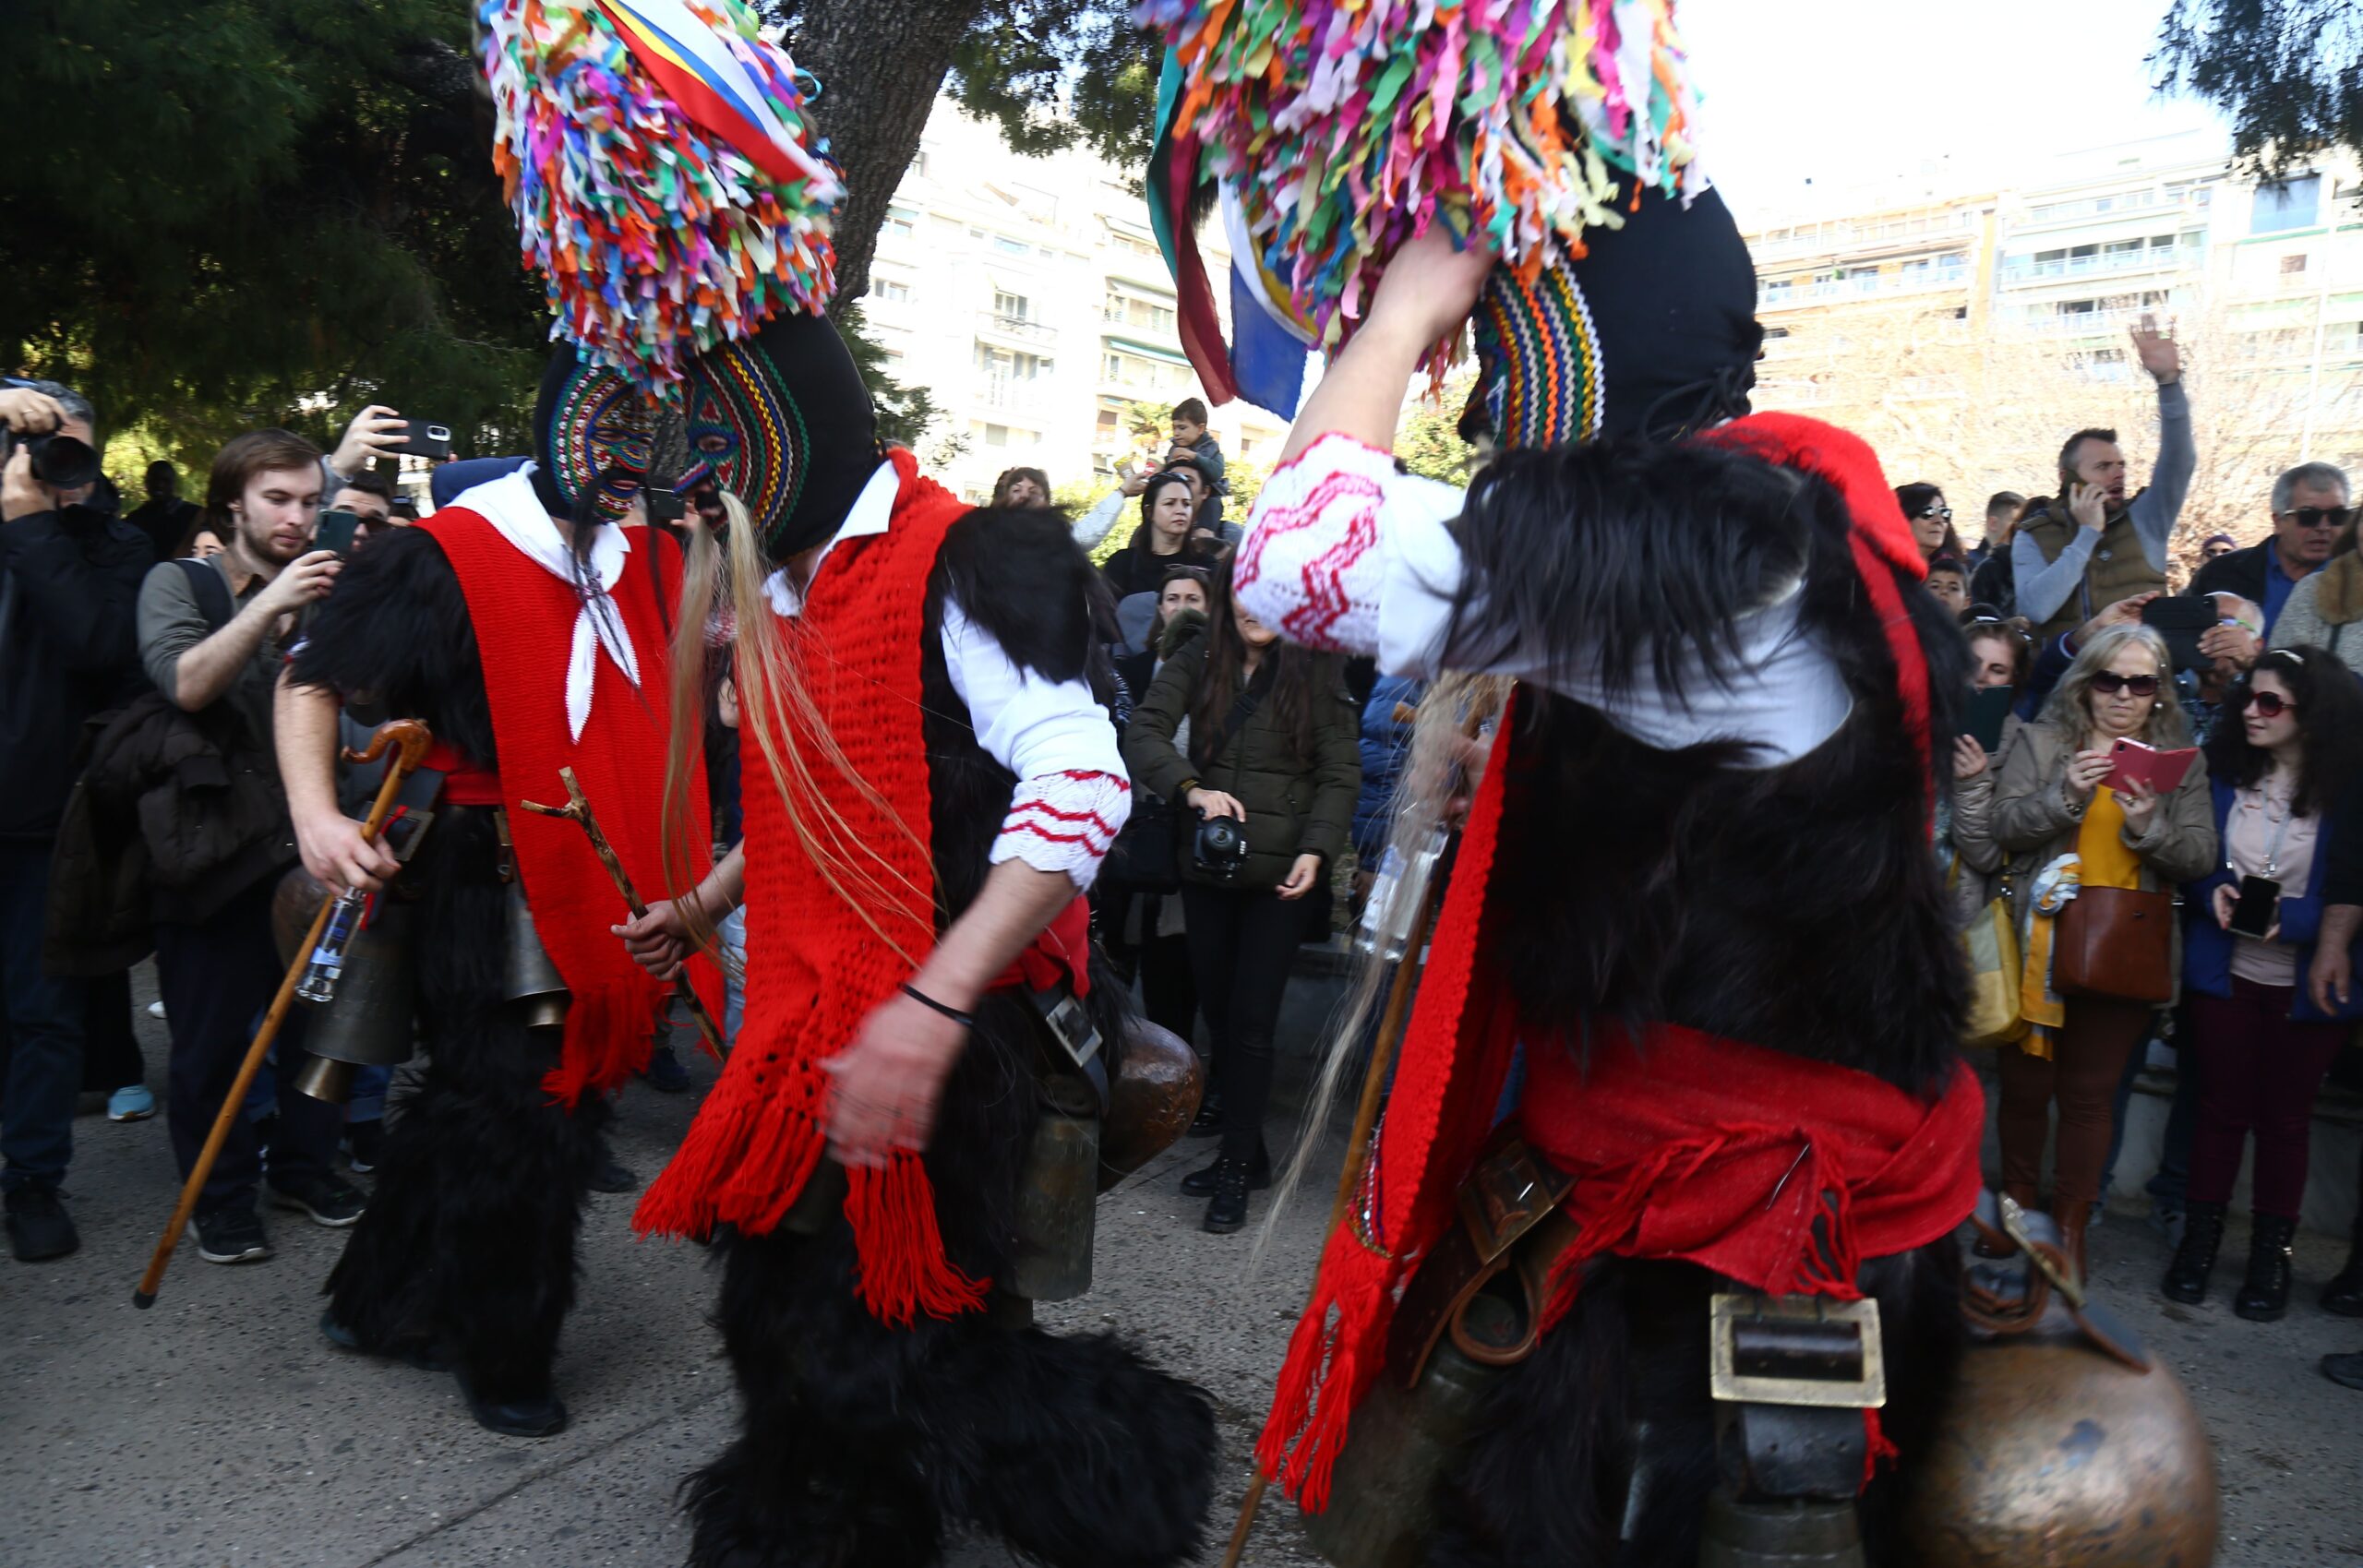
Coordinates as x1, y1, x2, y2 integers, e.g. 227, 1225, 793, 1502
764, 460, 1132, 887
1233, 434, 1853, 764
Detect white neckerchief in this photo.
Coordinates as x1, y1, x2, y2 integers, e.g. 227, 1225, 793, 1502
762, 459, 903, 618
453, 462, 639, 742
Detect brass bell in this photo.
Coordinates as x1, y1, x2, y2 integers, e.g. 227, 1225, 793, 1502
1008, 1070, 1101, 1302
1899, 1203, 2218, 1566
1098, 1017, 1205, 1192
502, 880, 571, 1031
270, 868, 419, 1105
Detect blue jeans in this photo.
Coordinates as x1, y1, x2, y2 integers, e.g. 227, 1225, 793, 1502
0, 839, 82, 1192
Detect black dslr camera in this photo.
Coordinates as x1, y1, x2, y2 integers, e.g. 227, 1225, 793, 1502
1192, 814, 1248, 882
1, 425, 102, 493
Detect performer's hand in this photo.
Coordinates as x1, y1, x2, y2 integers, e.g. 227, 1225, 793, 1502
2064, 747, 2115, 803
1276, 853, 1324, 901
1366, 224, 1497, 350
615, 898, 695, 982
824, 991, 968, 1167
2310, 942, 2353, 1014
1186, 787, 1246, 821
295, 808, 401, 895
1953, 735, 1989, 781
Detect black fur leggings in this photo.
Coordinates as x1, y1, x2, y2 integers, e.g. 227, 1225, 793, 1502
681, 1006, 1219, 1568
323, 810, 606, 1405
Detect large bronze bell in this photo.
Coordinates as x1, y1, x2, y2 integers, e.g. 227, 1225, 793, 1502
1008, 1096, 1101, 1302
1899, 1206, 2218, 1566
502, 880, 571, 1031
1097, 1017, 1205, 1192
270, 868, 418, 1104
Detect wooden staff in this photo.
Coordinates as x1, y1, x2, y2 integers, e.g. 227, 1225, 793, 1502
1218, 695, 1493, 1567
521, 765, 724, 1057
134, 720, 432, 1309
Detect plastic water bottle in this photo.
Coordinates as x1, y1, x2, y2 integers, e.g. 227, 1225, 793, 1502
296, 888, 368, 1004
1355, 823, 1448, 964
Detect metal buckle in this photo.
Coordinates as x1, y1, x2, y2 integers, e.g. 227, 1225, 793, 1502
1031, 987, 1101, 1070
1709, 1294, 1888, 1409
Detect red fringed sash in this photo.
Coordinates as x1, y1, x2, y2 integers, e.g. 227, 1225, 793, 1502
637, 450, 1074, 1328
418, 510, 717, 1106
1256, 414, 1980, 1511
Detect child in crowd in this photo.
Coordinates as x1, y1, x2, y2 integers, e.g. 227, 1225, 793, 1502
1925, 554, 1972, 618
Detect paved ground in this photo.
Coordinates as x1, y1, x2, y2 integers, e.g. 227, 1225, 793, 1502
6, 970, 2362, 1568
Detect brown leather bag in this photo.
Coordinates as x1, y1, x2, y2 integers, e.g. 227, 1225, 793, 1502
2054, 885, 2176, 1004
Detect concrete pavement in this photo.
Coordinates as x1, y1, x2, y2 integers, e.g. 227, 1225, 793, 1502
5, 972, 2361, 1566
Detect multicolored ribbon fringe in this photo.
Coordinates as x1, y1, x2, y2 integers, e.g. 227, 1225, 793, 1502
481, 0, 843, 393
1137, 0, 1704, 369
1462, 257, 1604, 449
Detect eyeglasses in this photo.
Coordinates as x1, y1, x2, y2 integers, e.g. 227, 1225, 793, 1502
2242, 689, 2296, 718
1919, 504, 1953, 521
2090, 672, 2161, 697
2281, 506, 2355, 531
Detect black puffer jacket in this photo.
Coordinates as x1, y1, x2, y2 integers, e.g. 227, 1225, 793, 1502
50, 688, 295, 942
1122, 633, 1361, 892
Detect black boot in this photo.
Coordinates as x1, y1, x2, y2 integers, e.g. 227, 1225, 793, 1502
1186, 1091, 1225, 1139
1203, 1154, 1253, 1235
1182, 1139, 1270, 1196
2234, 1215, 2298, 1323
2323, 1230, 2363, 1318
2160, 1200, 2226, 1305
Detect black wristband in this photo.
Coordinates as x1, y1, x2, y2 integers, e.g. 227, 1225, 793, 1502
900, 982, 975, 1029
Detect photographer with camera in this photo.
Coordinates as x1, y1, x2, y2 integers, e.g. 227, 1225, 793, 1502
0, 378, 154, 1262
1122, 560, 1360, 1234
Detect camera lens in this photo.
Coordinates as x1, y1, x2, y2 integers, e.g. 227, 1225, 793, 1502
29, 434, 101, 492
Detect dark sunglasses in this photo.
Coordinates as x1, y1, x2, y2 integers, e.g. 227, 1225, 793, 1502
2242, 689, 2296, 718
2090, 672, 2160, 697
2283, 506, 2354, 531
1919, 504, 1953, 521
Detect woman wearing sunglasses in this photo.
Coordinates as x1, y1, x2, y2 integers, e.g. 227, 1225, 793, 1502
1895, 480, 1964, 563
2164, 648, 2363, 1319
1972, 623, 2217, 1270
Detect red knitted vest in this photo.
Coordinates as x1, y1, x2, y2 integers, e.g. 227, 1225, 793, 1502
635, 450, 993, 1326
416, 509, 717, 1106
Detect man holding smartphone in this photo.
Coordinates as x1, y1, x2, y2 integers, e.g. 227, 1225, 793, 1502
2011, 315, 2195, 642
135, 429, 364, 1266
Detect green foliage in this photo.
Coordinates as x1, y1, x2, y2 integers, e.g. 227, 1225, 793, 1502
0, 1, 546, 479
947, 0, 1160, 166
2154, 0, 2363, 182
1226, 459, 1269, 516
1395, 392, 1479, 485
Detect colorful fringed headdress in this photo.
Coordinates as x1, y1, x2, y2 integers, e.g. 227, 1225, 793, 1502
479, 0, 844, 395
1138, 0, 1707, 423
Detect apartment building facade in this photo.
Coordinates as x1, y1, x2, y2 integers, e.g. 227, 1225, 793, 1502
858, 100, 1293, 507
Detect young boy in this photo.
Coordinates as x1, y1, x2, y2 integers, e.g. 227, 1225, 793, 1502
1167, 397, 1227, 509
1925, 554, 1972, 618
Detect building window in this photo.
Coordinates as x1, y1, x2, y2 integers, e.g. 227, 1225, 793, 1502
874, 276, 912, 305
993, 291, 1031, 322
2282, 253, 2309, 275
975, 344, 1052, 380
1103, 287, 1179, 336
983, 424, 1010, 448
882, 210, 918, 245
993, 234, 1031, 257
2251, 174, 2321, 234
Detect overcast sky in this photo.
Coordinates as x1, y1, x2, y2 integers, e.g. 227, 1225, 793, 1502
1681, 0, 2234, 223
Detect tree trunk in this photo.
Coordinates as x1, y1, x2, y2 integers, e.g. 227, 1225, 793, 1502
791, 0, 986, 309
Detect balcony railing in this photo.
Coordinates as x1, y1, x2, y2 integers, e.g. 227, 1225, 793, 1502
1747, 211, 1983, 259
1757, 265, 1972, 306
978, 311, 1057, 347
977, 377, 1053, 414
1997, 247, 2189, 283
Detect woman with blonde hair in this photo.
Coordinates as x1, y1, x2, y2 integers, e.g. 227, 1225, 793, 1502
1966, 622, 2216, 1269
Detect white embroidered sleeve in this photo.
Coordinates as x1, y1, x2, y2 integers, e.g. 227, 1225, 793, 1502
941, 600, 1133, 890
1232, 432, 1468, 675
